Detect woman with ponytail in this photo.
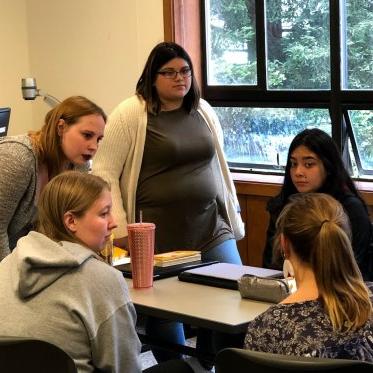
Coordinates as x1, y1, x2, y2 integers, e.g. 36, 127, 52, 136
0, 96, 106, 261
244, 193, 373, 361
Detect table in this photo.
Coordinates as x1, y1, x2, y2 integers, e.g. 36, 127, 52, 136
126, 276, 272, 360
126, 276, 272, 334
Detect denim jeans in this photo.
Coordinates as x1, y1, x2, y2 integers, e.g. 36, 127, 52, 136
201, 238, 242, 264
146, 239, 241, 362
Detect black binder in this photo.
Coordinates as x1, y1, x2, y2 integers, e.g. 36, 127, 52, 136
178, 263, 283, 290
117, 260, 218, 281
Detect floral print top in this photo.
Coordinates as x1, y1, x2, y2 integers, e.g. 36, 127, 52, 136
244, 299, 373, 362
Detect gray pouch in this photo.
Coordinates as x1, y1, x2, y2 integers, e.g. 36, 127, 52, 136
238, 274, 290, 303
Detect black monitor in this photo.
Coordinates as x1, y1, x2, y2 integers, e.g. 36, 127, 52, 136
0, 107, 10, 137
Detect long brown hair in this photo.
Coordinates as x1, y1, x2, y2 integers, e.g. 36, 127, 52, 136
29, 96, 106, 178
270, 129, 365, 215
276, 193, 372, 331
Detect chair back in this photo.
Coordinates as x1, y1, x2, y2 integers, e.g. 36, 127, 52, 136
0, 107, 10, 137
215, 348, 373, 373
0, 336, 77, 373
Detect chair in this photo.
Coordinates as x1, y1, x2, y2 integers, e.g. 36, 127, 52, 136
0, 107, 10, 137
215, 348, 373, 373
0, 336, 77, 373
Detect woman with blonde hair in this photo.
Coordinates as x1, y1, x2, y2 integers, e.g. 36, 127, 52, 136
245, 193, 373, 361
0, 171, 142, 373
0, 96, 106, 260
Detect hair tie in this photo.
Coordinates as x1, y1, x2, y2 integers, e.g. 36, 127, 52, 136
320, 219, 330, 228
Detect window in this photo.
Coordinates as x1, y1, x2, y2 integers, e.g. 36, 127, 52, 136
202, 0, 373, 178
205, 0, 257, 85
216, 107, 330, 170
344, 0, 373, 89
347, 109, 373, 175
266, 0, 330, 90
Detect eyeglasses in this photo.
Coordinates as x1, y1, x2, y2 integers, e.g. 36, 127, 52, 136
157, 67, 192, 79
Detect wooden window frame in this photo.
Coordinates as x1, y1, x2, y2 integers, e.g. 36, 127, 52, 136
163, 0, 373, 266
163, 0, 373, 195
163, 0, 202, 87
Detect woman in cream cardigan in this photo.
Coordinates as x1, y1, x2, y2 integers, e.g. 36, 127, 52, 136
92, 42, 244, 364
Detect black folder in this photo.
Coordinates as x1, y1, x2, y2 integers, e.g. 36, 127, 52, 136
117, 260, 218, 281
178, 263, 283, 290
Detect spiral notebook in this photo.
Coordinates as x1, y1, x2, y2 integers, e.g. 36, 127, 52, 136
178, 262, 283, 290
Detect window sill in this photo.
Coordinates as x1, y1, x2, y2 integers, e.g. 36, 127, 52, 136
232, 172, 373, 205
232, 172, 283, 185
231, 172, 283, 197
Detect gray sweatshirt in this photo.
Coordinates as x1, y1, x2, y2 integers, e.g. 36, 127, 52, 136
0, 231, 142, 373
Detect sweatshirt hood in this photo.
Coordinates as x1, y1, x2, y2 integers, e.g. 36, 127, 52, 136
12, 231, 98, 298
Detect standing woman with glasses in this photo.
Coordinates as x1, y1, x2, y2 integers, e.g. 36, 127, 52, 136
92, 42, 244, 362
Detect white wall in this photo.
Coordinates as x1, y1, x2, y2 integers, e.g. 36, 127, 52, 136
1, 0, 164, 134
0, 0, 32, 135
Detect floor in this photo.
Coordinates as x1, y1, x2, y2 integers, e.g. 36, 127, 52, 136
136, 315, 217, 372
140, 337, 215, 372
140, 349, 157, 370
140, 337, 196, 370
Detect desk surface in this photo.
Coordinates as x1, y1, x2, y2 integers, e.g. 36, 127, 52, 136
126, 276, 272, 333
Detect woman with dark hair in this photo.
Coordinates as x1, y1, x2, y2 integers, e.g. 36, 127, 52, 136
92, 42, 244, 363
93, 42, 244, 254
246, 193, 373, 361
262, 128, 372, 280
0, 96, 106, 261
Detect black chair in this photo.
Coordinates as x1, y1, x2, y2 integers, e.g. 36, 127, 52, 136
0, 107, 10, 137
215, 348, 373, 373
0, 336, 77, 373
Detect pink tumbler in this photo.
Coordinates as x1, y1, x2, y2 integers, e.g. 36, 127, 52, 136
127, 222, 155, 288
